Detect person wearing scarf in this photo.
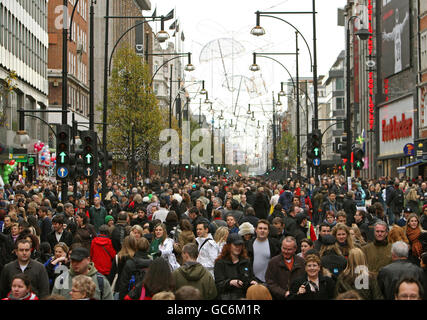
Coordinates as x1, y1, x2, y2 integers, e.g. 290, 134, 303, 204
405, 214, 425, 263
2, 274, 39, 300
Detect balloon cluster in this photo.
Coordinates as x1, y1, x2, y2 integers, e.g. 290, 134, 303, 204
34, 141, 54, 167
2, 160, 18, 185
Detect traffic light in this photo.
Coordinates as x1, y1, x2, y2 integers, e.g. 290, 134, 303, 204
56, 124, 71, 180
80, 130, 98, 178
310, 129, 322, 167
339, 136, 348, 159
107, 152, 113, 170
98, 150, 105, 171
306, 132, 313, 165
353, 147, 365, 170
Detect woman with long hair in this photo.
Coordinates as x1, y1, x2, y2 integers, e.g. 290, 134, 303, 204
332, 223, 356, 258
387, 224, 409, 244
288, 254, 335, 300
124, 256, 175, 300
214, 233, 257, 300
149, 223, 180, 271
404, 214, 427, 265
335, 248, 383, 300
214, 226, 229, 253
173, 219, 196, 265
179, 193, 192, 217
107, 235, 138, 299
350, 224, 366, 247
405, 188, 420, 215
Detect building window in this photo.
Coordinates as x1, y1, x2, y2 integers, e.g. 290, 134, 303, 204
336, 97, 344, 110
336, 78, 344, 90
421, 30, 427, 71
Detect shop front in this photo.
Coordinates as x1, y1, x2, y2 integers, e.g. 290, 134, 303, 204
377, 96, 416, 178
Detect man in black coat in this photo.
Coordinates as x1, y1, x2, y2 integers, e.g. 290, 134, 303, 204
0, 239, 50, 298
354, 209, 370, 242
38, 206, 52, 243
47, 215, 73, 249
238, 207, 259, 228
377, 240, 425, 300
245, 219, 281, 283
111, 212, 130, 253
342, 191, 357, 226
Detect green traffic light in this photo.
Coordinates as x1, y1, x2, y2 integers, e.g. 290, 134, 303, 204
314, 147, 319, 156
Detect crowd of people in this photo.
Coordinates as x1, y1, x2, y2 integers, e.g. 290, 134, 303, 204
0, 173, 426, 300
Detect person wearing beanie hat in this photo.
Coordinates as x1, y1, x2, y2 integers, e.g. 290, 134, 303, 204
105, 215, 115, 226
238, 222, 255, 243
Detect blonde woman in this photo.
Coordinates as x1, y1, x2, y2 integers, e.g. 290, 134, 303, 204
214, 226, 229, 253
405, 188, 420, 215
130, 225, 144, 239
332, 223, 356, 258
335, 248, 383, 300
350, 224, 366, 247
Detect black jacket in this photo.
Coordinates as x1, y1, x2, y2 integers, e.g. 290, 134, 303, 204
342, 196, 357, 226
0, 232, 14, 275
47, 229, 74, 250
320, 250, 347, 280
252, 194, 270, 220
288, 273, 336, 300
118, 251, 152, 300
111, 223, 130, 253
355, 219, 370, 242
377, 259, 425, 300
0, 259, 50, 299
214, 257, 255, 300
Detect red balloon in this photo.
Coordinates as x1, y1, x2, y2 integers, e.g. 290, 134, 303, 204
9, 160, 15, 165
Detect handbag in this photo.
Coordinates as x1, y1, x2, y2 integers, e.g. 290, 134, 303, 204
111, 255, 119, 292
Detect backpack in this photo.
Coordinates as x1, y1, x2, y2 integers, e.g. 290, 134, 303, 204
127, 259, 149, 292
395, 189, 404, 207
96, 272, 105, 300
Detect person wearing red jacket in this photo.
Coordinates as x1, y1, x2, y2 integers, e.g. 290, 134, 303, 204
90, 225, 116, 276
2, 273, 39, 300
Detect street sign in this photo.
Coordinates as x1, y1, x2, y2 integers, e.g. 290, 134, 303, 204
57, 167, 69, 179
403, 143, 415, 156
84, 167, 94, 177
313, 158, 321, 167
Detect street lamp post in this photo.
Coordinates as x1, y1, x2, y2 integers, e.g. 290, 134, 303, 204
345, 15, 371, 178
250, 41, 301, 175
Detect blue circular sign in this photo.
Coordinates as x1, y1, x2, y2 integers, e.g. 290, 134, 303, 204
313, 158, 321, 167
57, 167, 68, 178
403, 143, 415, 156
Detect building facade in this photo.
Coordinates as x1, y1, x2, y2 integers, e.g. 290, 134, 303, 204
47, 0, 89, 135
0, 0, 49, 181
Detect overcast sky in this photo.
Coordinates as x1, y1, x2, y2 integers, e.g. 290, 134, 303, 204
148, 0, 347, 167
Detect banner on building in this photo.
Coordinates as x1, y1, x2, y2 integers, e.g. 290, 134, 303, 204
135, 20, 144, 55
381, 0, 410, 78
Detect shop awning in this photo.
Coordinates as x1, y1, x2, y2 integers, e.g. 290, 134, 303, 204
397, 160, 427, 173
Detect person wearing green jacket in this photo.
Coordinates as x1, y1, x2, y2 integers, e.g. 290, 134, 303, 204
51, 247, 113, 300
172, 243, 217, 300
89, 197, 108, 234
